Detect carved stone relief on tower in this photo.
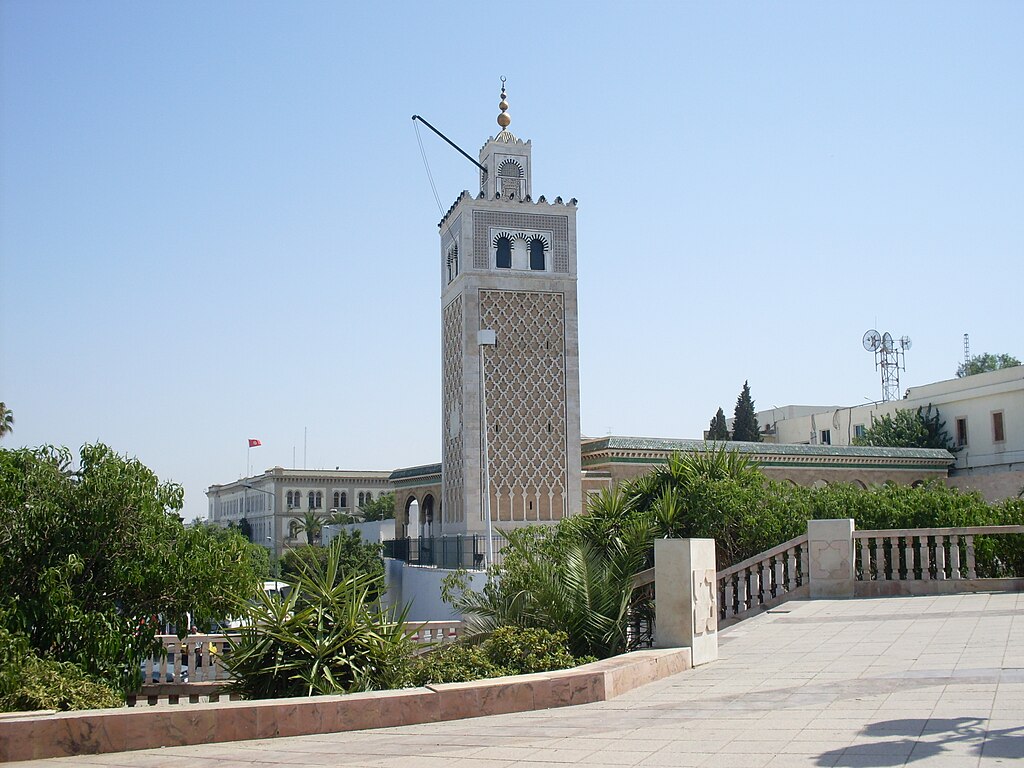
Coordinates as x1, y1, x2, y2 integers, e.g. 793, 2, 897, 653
479, 290, 568, 522
441, 296, 464, 524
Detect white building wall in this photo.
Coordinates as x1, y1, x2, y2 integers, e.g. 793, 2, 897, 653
765, 366, 1024, 501
384, 559, 487, 622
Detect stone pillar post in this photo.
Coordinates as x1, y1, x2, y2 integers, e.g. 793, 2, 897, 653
807, 518, 855, 598
654, 538, 718, 666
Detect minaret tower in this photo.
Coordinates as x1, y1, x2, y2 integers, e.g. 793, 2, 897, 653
439, 82, 581, 535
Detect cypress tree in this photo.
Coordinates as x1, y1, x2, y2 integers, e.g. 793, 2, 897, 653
731, 381, 762, 442
707, 407, 730, 440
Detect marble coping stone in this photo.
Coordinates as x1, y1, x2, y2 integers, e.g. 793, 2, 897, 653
0, 647, 692, 762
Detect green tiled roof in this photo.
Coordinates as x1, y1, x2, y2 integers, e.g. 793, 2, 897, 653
389, 463, 442, 482
581, 436, 954, 462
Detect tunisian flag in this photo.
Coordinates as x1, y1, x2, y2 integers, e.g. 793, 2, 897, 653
248, 439, 262, 448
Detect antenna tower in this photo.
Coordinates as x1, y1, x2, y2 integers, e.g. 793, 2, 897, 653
862, 329, 912, 401
963, 333, 970, 369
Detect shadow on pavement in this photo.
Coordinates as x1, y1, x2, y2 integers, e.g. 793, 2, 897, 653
817, 716, 1024, 766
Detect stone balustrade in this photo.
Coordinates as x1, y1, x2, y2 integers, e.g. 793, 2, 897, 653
853, 524, 1024, 596
138, 621, 464, 692
716, 534, 809, 624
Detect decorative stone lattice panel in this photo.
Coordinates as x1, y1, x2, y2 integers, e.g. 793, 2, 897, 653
473, 211, 569, 272
479, 290, 567, 521
692, 568, 718, 636
442, 296, 464, 524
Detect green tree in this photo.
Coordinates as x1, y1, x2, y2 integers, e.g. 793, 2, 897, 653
0, 403, 13, 440
237, 517, 253, 542
957, 352, 1021, 378
707, 407, 730, 440
0, 444, 268, 690
852, 405, 956, 452
280, 531, 384, 589
293, 509, 326, 546
360, 492, 395, 521
731, 381, 762, 442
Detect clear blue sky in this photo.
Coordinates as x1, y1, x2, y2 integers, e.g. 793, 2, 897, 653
2, 1, 1021, 521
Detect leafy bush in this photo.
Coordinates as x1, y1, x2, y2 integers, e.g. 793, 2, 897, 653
0, 621, 120, 711
221, 537, 413, 699
407, 643, 507, 686
0, 656, 121, 712
485, 626, 595, 673
406, 626, 592, 686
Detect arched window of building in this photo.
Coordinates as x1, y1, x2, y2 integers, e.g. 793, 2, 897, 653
315, 491, 322, 508
286, 491, 293, 508
358, 492, 365, 507
340, 492, 347, 508
495, 236, 512, 269
365, 491, 372, 502
333, 491, 340, 508
529, 238, 546, 271
308, 491, 315, 508
289, 520, 299, 539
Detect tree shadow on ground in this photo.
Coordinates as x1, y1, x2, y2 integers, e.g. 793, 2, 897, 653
816, 716, 1024, 766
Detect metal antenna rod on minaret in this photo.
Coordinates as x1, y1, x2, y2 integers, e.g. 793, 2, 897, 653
411, 115, 487, 174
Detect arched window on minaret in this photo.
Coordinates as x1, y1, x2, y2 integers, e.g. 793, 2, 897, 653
446, 243, 459, 283
497, 159, 523, 198
495, 235, 512, 269
529, 237, 546, 271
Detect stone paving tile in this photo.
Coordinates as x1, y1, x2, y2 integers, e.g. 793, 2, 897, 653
8, 593, 1024, 768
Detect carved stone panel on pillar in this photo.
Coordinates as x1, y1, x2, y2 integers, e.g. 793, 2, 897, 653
654, 538, 718, 666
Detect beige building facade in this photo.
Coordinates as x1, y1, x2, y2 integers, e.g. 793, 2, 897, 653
207, 467, 393, 557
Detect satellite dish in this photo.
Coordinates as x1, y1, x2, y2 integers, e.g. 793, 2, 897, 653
882, 332, 894, 351
862, 329, 881, 351
900, 336, 913, 350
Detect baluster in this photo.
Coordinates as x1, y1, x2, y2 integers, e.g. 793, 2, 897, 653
919, 535, 930, 580
935, 535, 946, 580
892, 536, 904, 579
880, 536, 897, 581
857, 538, 869, 581
773, 556, 784, 597
950, 535, 962, 579
749, 566, 760, 609
724, 578, 735, 618
786, 548, 797, 590
737, 572, 748, 614
965, 535, 976, 579
800, 543, 810, 586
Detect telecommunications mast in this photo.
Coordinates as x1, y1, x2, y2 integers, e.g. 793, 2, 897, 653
862, 329, 912, 401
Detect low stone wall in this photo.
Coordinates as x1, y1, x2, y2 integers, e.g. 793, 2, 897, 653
0, 647, 691, 763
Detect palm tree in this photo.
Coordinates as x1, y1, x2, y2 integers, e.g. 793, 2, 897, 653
0, 402, 13, 439
293, 509, 326, 546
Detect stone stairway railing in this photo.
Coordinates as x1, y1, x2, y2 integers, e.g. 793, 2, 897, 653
717, 534, 809, 625
711, 520, 1024, 627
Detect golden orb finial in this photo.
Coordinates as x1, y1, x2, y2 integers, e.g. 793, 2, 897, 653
497, 76, 511, 129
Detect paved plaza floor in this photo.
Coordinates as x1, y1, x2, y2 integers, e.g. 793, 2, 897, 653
11, 592, 1024, 767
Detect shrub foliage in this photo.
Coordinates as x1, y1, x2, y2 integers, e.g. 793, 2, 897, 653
222, 537, 412, 699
